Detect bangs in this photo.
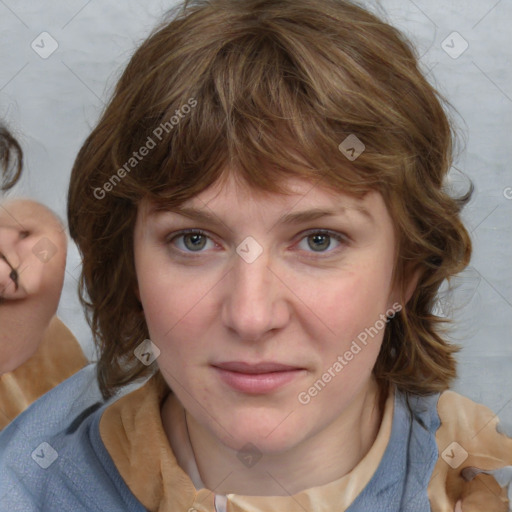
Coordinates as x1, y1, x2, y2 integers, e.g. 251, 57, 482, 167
103, 3, 409, 210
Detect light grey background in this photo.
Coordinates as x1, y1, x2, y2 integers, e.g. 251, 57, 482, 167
0, 0, 511, 425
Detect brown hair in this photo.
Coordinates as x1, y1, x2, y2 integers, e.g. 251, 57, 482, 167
0, 125, 23, 191
68, 0, 472, 400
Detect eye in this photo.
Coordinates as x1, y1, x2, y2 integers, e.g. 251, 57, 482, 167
166, 228, 348, 256
296, 229, 347, 255
167, 229, 215, 253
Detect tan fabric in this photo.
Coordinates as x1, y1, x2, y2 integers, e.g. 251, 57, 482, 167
100, 373, 395, 512
428, 391, 512, 512
0, 315, 88, 429
99, 376, 512, 511
100, 373, 204, 512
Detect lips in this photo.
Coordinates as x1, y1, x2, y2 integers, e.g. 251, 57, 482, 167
212, 361, 306, 394
213, 361, 302, 374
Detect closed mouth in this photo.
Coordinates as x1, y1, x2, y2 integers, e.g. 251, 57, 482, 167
212, 361, 304, 374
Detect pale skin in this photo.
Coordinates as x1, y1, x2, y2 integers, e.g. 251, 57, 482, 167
133, 173, 419, 497
0, 198, 67, 374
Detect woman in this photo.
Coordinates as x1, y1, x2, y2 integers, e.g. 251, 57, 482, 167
1, 1, 511, 510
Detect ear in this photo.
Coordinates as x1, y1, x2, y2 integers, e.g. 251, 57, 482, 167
402, 263, 422, 305
388, 263, 422, 309
134, 281, 141, 303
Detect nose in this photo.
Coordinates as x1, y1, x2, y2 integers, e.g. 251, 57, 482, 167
221, 246, 289, 342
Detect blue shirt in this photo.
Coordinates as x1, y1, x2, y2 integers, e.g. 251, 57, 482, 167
0, 363, 441, 511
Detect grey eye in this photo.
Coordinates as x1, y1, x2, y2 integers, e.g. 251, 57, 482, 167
183, 233, 208, 251
307, 233, 331, 252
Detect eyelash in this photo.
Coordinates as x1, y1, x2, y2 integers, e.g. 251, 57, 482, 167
165, 228, 348, 258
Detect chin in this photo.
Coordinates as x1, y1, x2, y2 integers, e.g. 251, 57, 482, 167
214, 412, 307, 455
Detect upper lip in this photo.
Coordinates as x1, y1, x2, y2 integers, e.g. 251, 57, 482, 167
213, 361, 303, 374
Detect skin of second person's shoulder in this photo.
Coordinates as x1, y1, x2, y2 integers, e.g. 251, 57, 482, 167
0, 315, 88, 430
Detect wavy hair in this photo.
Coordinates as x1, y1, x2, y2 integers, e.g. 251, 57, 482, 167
68, 0, 472, 399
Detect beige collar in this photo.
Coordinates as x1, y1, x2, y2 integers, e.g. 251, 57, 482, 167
99, 372, 394, 512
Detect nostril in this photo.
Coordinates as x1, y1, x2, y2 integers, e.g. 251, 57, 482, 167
9, 268, 19, 290
0, 252, 19, 291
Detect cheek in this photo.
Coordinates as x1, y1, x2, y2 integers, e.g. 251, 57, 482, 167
136, 247, 181, 319
139, 279, 186, 343
136, 259, 213, 356
139, 285, 199, 384
299, 262, 394, 339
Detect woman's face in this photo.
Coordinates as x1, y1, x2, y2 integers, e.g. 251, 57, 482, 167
133, 174, 402, 454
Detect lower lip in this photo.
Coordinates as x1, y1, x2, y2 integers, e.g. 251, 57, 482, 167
214, 367, 304, 394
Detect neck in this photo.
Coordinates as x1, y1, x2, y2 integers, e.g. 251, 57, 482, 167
169, 377, 384, 496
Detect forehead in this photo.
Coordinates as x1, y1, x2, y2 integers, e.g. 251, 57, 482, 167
140, 174, 382, 225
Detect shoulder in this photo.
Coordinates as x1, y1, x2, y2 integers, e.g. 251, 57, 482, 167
435, 389, 512, 464
391, 389, 512, 510
428, 390, 512, 511
398, 388, 442, 431
398, 387, 512, 444
0, 315, 88, 429
0, 363, 102, 446
437, 390, 506, 431
0, 364, 147, 511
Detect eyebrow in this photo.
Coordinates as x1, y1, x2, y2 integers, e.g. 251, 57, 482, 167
150, 204, 373, 227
